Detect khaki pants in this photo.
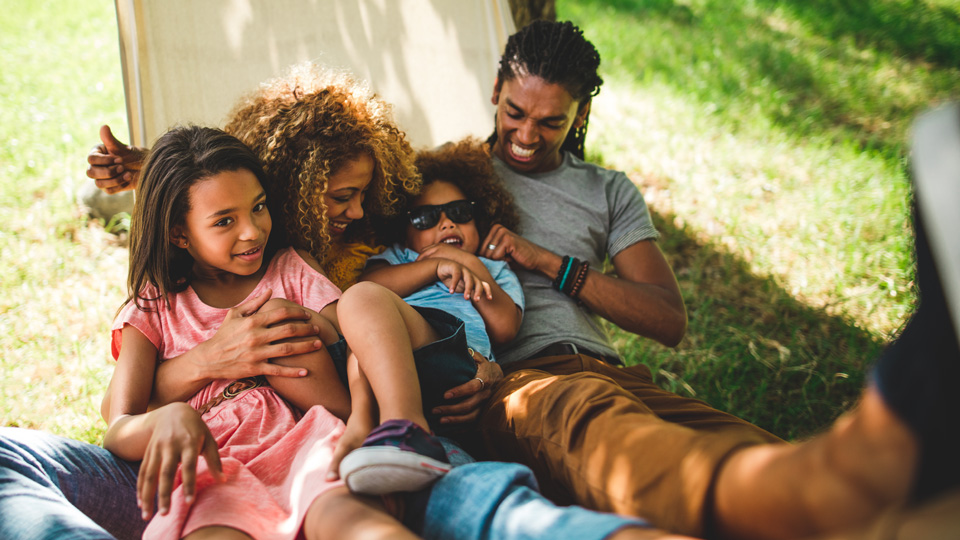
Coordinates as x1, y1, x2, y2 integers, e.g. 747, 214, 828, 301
480, 354, 783, 537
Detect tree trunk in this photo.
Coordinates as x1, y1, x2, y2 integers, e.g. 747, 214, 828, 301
508, 0, 556, 29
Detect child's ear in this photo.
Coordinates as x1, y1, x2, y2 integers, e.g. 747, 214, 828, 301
170, 226, 188, 249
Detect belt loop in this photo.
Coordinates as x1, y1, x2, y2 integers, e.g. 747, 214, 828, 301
570, 343, 579, 355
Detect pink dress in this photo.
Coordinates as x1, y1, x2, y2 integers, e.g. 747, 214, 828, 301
112, 248, 345, 540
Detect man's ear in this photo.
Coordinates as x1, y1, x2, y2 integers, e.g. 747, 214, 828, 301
170, 226, 188, 248
575, 100, 592, 129
491, 77, 501, 105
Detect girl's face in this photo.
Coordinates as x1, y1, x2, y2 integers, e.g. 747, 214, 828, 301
324, 153, 375, 238
173, 168, 272, 278
405, 180, 480, 254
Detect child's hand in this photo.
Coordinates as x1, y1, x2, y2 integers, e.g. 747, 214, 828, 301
436, 259, 493, 302
417, 242, 479, 266
328, 414, 374, 481
138, 403, 223, 520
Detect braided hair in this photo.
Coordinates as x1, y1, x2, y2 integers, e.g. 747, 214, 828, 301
489, 20, 603, 159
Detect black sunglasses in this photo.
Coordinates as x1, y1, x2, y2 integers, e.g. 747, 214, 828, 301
407, 200, 476, 230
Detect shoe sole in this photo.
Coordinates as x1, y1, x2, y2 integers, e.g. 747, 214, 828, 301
340, 446, 451, 495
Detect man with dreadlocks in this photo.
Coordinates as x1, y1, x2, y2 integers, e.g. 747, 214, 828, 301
472, 19, 957, 540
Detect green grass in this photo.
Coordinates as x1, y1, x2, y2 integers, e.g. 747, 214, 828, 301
0, 0, 129, 444
560, 0, 959, 439
1, 0, 958, 444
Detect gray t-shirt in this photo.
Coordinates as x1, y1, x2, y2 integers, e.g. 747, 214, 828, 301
493, 152, 659, 366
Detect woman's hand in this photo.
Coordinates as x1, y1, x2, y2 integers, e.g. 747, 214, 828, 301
435, 259, 492, 302
192, 289, 326, 381
137, 403, 224, 520
86, 125, 147, 194
433, 350, 503, 425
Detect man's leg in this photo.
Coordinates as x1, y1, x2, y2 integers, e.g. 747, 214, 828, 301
0, 427, 143, 540
481, 359, 780, 537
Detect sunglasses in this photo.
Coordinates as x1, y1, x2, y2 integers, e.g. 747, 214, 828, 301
407, 200, 476, 230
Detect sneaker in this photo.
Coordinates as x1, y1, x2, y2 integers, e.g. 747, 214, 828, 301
339, 419, 452, 495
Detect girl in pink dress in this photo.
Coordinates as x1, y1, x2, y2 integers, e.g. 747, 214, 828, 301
103, 126, 449, 540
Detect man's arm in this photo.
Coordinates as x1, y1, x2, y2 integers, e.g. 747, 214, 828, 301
481, 226, 686, 347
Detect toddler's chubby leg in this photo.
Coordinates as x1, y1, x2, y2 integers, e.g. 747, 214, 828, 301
335, 281, 439, 427
303, 486, 417, 540
260, 298, 351, 420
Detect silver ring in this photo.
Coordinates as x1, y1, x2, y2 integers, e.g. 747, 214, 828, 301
474, 377, 485, 391
487, 243, 497, 250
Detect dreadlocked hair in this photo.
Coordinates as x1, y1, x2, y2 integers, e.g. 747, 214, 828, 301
488, 20, 603, 160
376, 138, 520, 247
225, 63, 421, 268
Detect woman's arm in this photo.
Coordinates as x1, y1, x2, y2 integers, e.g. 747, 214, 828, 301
480, 225, 687, 347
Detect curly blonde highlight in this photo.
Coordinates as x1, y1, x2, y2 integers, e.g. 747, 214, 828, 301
225, 63, 420, 267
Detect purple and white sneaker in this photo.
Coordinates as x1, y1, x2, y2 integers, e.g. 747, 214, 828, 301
339, 419, 451, 495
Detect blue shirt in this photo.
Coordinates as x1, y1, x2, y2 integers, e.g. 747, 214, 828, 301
368, 244, 524, 361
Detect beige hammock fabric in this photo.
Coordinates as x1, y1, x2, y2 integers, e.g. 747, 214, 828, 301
113, 0, 515, 148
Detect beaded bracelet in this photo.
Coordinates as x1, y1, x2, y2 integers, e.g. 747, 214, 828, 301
569, 260, 590, 298
561, 258, 583, 295
553, 255, 578, 292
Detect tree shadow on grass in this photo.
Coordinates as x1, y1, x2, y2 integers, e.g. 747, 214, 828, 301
572, 0, 959, 161
758, 0, 960, 69
608, 208, 897, 441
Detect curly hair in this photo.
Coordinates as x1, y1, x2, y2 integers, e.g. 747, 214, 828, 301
488, 20, 603, 160
376, 138, 520, 247
225, 63, 421, 266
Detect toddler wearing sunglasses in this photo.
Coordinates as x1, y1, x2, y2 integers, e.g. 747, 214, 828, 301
362, 139, 524, 415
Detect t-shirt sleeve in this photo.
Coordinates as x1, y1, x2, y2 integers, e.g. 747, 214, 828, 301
285, 249, 342, 311
605, 171, 660, 258
111, 298, 164, 361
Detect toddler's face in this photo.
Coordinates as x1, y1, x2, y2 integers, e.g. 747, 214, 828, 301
405, 180, 480, 254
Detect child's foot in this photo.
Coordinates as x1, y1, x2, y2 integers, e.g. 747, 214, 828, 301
339, 419, 451, 495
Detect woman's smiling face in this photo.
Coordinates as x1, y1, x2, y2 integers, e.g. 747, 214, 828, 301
323, 153, 374, 238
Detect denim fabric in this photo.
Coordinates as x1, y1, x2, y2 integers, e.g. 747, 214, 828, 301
421, 462, 648, 540
0, 427, 143, 540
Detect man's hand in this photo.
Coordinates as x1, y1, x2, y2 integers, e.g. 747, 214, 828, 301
433, 350, 503, 424
479, 224, 559, 275
86, 125, 147, 194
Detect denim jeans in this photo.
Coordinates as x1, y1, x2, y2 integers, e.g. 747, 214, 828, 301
422, 462, 648, 540
1, 428, 643, 540
0, 427, 143, 540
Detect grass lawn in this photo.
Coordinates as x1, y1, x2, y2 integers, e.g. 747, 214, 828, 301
1, 0, 958, 445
